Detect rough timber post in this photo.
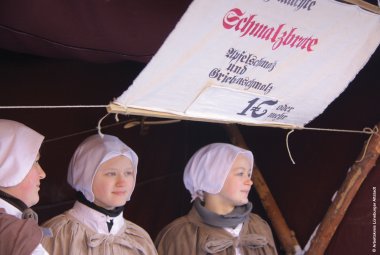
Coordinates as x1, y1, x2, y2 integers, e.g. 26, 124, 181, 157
305, 123, 380, 254
224, 124, 301, 255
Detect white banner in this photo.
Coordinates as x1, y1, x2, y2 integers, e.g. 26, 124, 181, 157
113, 0, 380, 128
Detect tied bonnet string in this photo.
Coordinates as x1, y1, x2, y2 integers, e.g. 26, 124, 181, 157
77, 192, 124, 232
0, 189, 39, 222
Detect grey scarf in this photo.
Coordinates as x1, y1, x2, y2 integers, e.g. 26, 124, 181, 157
194, 198, 253, 228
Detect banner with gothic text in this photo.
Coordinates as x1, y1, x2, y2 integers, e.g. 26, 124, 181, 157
113, 0, 380, 127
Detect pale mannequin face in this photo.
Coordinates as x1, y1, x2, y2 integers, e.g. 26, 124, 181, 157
0, 153, 46, 207
92, 155, 135, 210
204, 154, 253, 214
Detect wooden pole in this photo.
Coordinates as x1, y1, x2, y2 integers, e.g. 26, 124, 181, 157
305, 123, 380, 254
224, 124, 301, 254
342, 0, 380, 14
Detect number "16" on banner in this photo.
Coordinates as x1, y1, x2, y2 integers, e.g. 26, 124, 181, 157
237, 98, 278, 118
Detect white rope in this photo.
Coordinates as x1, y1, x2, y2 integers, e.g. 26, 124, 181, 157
0, 104, 375, 133
283, 126, 378, 165
300, 126, 374, 135
115, 113, 120, 122
2, 105, 377, 161
286, 129, 296, 165
355, 126, 379, 163
97, 113, 110, 138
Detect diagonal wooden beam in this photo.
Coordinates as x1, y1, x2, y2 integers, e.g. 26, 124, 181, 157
342, 0, 380, 14
305, 123, 380, 254
224, 124, 301, 254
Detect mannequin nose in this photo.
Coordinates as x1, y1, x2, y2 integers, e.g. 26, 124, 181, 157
116, 174, 128, 186
38, 164, 46, 179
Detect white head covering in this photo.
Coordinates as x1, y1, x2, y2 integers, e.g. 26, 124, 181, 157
0, 119, 44, 187
183, 143, 253, 201
67, 134, 138, 202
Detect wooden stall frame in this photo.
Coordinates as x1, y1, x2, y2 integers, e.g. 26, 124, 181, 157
305, 123, 380, 254
108, 103, 379, 254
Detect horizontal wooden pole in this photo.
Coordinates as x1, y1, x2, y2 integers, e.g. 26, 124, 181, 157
342, 0, 380, 14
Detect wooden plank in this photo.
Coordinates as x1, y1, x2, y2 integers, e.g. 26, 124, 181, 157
305, 123, 380, 254
107, 103, 299, 130
342, 0, 380, 14
224, 124, 301, 254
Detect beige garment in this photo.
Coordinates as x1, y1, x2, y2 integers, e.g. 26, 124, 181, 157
42, 212, 157, 255
155, 206, 278, 255
0, 208, 43, 255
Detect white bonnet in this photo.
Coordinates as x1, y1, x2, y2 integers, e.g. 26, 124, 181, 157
67, 134, 138, 202
183, 143, 253, 201
0, 119, 44, 187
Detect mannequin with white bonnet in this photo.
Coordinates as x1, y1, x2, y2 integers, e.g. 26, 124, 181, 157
42, 134, 157, 255
0, 119, 49, 255
155, 143, 278, 255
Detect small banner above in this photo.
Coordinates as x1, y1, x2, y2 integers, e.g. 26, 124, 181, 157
110, 0, 380, 128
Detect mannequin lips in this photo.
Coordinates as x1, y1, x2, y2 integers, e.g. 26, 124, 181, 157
241, 190, 250, 195
112, 191, 127, 196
